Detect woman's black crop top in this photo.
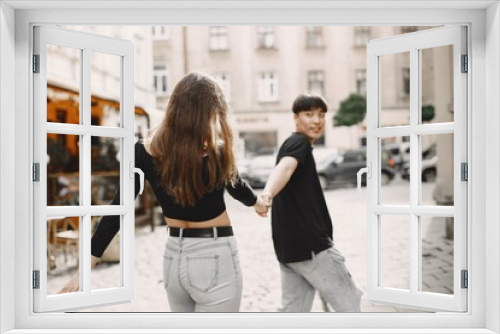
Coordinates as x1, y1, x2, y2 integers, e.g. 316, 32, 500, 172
91, 141, 257, 257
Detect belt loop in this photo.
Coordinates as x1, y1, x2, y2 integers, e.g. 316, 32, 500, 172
166, 225, 169, 235
311, 250, 315, 260
179, 228, 184, 243
213, 227, 218, 240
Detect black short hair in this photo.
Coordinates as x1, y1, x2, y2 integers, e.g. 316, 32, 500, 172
292, 94, 328, 114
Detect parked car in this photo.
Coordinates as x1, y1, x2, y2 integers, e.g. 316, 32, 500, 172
243, 147, 338, 189
244, 147, 395, 190
401, 144, 437, 182
316, 148, 396, 190
243, 154, 276, 188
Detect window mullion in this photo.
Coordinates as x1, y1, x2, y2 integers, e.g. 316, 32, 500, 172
81, 47, 92, 294
409, 47, 420, 294
122, 51, 135, 293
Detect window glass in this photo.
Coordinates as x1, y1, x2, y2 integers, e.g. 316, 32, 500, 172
380, 52, 410, 127
257, 26, 276, 48
380, 215, 410, 290
258, 72, 279, 102
420, 45, 454, 124
91, 216, 122, 291
354, 26, 371, 46
47, 45, 81, 124
47, 134, 80, 206
420, 216, 454, 294
91, 137, 121, 205
421, 134, 454, 206
209, 26, 228, 50
91, 52, 121, 127
308, 70, 324, 96
306, 26, 323, 48
46, 216, 80, 295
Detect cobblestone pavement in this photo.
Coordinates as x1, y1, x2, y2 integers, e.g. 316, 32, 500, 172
47, 179, 453, 313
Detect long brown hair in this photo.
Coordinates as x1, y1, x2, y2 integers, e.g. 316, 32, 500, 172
150, 71, 237, 207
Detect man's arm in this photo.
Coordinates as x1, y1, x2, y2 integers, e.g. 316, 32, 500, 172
260, 156, 299, 205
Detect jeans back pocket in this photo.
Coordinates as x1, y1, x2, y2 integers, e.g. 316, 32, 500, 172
186, 255, 219, 293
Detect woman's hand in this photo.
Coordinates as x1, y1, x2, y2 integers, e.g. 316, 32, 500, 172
254, 192, 272, 217
57, 255, 100, 294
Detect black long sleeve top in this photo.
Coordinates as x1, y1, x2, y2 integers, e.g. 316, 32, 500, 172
90, 141, 257, 257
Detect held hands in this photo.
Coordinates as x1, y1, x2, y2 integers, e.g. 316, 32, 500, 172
254, 192, 272, 217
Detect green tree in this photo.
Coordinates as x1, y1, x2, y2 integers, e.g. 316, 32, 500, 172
421, 104, 435, 122
333, 93, 366, 127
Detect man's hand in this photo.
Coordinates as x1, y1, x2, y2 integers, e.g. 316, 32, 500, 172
259, 192, 272, 208
254, 193, 272, 217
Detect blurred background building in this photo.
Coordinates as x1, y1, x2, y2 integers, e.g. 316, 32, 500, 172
151, 26, 449, 159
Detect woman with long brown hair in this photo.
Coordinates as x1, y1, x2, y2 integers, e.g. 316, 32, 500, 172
60, 71, 268, 312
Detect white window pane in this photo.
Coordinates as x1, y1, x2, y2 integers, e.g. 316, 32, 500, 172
91, 215, 122, 292
380, 52, 410, 127
380, 215, 410, 290
421, 45, 454, 124
91, 137, 121, 206
47, 45, 81, 124
47, 134, 80, 206
421, 216, 454, 295
46, 216, 81, 295
91, 52, 121, 127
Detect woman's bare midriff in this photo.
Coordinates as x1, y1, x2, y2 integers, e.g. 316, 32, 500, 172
165, 211, 231, 229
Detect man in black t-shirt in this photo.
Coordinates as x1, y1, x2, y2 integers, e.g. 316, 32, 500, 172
260, 94, 362, 312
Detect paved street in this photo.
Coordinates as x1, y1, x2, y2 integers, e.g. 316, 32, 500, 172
47, 178, 453, 313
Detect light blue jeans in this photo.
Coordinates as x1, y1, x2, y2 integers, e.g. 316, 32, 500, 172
279, 246, 363, 312
162, 231, 243, 312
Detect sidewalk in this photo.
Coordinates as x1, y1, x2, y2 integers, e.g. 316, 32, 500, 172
47, 180, 453, 313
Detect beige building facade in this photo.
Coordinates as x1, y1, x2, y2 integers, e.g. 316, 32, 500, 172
153, 25, 447, 159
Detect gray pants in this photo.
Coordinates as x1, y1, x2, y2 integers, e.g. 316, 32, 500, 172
279, 247, 363, 312
163, 233, 243, 312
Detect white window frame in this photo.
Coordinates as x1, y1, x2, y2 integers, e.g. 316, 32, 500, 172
209, 26, 228, 51
153, 63, 169, 96
257, 26, 276, 49
307, 70, 325, 96
1, 2, 499, 334
215, 72, 231, 102
306, 26, 324, 48
366, 26, 467, 312
356, 69, 367, 96
152, 25, 169, 41
258, 71, 279, 102
354, 26, 371, 46
33, 25, 136, 312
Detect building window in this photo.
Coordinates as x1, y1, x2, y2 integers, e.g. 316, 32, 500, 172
257, 26, 276, 49
153, 64, 168, 96
354, 26, 371, 46
402, 67, 410, 97
152, 26, 169, 40
356, 69, 367, 96
401, 26, 419, 34
308, 70, 325, 96
306, 26, 323, 48
215, 73, 231, 102
209, 26, 229, 51
258, 72, 279, 102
